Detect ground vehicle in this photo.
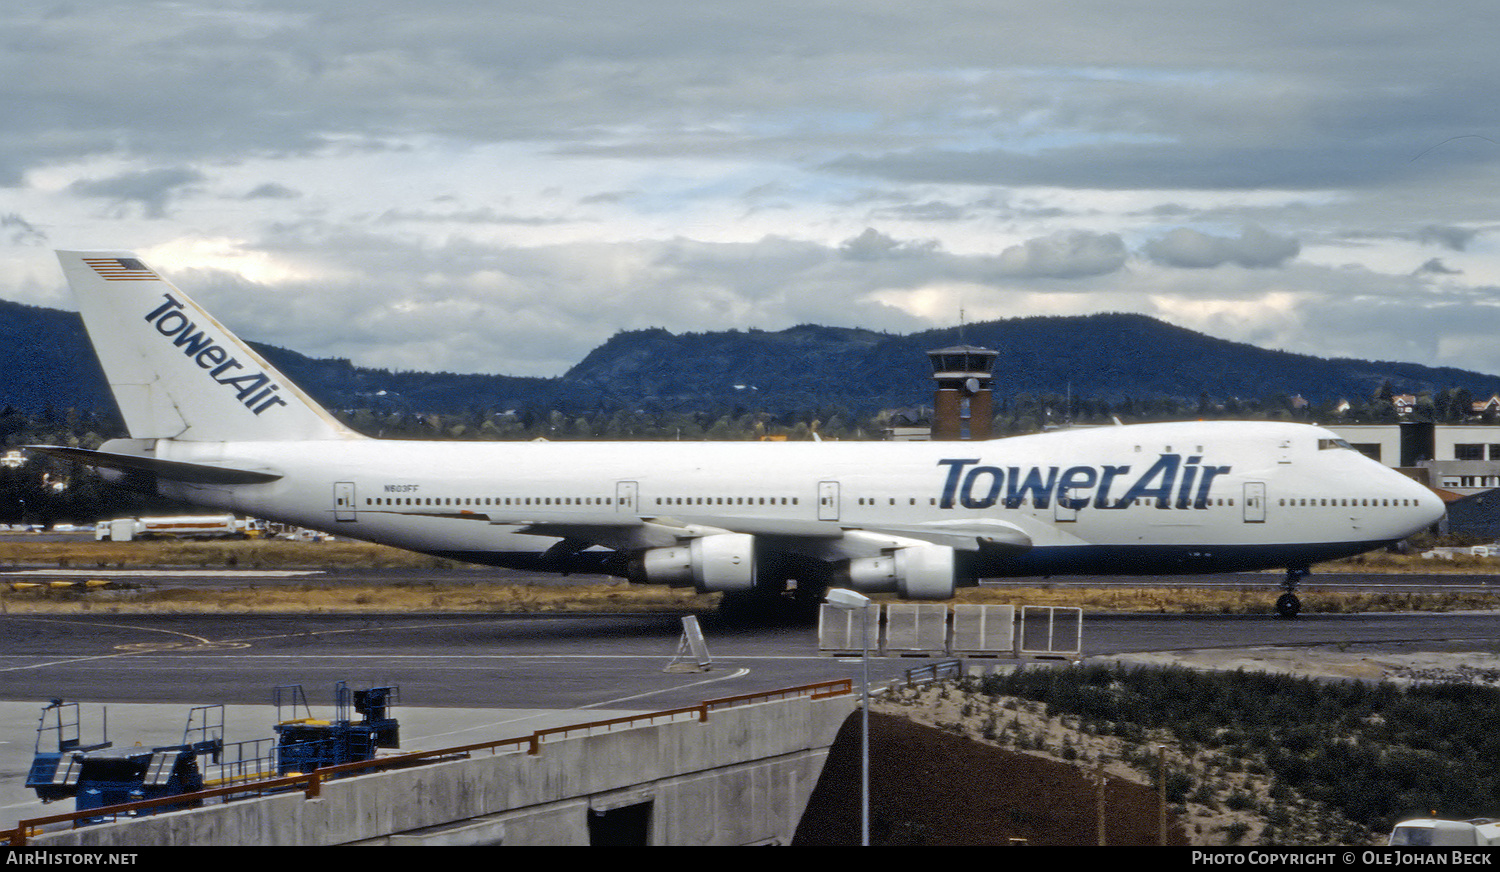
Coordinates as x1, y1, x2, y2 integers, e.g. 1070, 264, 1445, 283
94, 514, 258, 541
1388, 818, 1500, 846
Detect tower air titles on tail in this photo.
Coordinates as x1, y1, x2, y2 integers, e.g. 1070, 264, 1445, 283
37, 251, 1445, 617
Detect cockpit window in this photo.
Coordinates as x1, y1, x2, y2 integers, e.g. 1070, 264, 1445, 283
1318, 438, 1354, 451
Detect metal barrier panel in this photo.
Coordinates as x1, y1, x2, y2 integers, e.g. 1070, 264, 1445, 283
904, 660, 965, 686
816, 603, 880, 654
1017, 606, 1083, 658
815, 603, 1080, 658
951, 604, 1015, 655
883, 604, 949, 654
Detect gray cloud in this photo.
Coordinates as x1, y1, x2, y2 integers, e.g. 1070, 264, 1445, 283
3, 2, 1500, 381
244, 183, 301, 200
1416, 258, 1462, 276
996, 231, 1127, 279
0, 3, 1492, 187
824, 136, 1482, 192
1144, 226, 1300, 269
67, 168, 205, 219
838, 228, 940, 261
182, 229, 940, 375
102, 221, 1500, 381
0, 214, 45, 246
1417, 225, 1479, 252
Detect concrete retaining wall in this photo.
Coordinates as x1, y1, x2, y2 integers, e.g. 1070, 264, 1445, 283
33, 693, 855, 847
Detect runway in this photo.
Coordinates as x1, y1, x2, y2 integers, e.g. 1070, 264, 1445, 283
3, 566, 1499, 710
2, 566, 1498, 832
5, 607, 1500, 708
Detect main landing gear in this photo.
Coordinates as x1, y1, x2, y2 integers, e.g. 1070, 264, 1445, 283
1276, 567, 1309, 619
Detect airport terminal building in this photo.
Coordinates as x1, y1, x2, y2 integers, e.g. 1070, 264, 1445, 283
1328, 423, 1500, 536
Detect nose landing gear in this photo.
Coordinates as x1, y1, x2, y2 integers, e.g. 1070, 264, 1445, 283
1276, 567, 1308, 619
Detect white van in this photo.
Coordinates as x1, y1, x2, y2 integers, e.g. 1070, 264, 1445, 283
1389, 818, 1500, 846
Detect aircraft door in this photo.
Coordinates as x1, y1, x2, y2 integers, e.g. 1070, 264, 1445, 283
1243, 482, 1266, 523
334, 481, 356, 522
616, 481, 639, 514
818, 481, 840, 521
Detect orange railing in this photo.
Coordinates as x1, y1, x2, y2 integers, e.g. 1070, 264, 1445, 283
2, 678, 852, 845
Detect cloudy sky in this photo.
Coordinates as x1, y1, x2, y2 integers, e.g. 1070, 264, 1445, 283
5, 1, 1500, 382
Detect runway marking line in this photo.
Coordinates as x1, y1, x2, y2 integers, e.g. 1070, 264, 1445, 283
581, 667, 751, 709
0, 615, 250, 670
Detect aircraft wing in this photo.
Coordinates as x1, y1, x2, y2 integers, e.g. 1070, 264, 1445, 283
391, 506, 1033, 557
376, 506, 846, 551
851, 519, 1034, 553
512, 515, 866, 553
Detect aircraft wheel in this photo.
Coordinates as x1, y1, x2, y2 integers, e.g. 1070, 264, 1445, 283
1275, 593, 1302, 619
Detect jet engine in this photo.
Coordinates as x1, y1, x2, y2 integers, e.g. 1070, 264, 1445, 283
845, 544, 958, 600
627, 533, 757, 593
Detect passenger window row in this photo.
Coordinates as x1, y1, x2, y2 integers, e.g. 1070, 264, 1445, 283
368, 496, 614, 507
1279, 498, 1421, 507
654, 496, 797, 506
365, 493, 1421, 512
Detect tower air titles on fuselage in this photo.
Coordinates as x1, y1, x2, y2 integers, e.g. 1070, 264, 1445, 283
937, 454, 1230, 510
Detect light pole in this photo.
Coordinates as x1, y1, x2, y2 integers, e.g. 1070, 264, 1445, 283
826, 587, 872, 846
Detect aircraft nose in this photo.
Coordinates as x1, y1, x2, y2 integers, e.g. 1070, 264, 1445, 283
1418, 491, 1447, 529
1401, 473, 1445, 533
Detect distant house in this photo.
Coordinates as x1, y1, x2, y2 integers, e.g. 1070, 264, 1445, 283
1472, 394, 1500, 415
1392, 394, 1417, 416
882, 409, 932, 441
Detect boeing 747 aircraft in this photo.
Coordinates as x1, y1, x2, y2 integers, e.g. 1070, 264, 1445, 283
35, 251, 1444, 618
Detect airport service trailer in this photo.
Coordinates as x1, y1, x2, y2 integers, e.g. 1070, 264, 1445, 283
95, 514, 256, 541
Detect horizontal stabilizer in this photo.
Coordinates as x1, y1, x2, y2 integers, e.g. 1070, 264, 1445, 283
27, 446, 283, 485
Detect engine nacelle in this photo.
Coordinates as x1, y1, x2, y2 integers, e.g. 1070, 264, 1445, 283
628, 533, 757, 593
846, 544, 958, 600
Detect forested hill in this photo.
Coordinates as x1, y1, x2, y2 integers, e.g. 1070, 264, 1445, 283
0, 297, 558, 417
0, 298, 115, 412
560, 313, 1500, 412
5, 297, 1500, 417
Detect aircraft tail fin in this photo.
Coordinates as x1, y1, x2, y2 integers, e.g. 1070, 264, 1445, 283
57, 250, 361, 442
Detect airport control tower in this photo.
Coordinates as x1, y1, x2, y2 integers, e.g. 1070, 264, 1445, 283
928, 344, 998, 440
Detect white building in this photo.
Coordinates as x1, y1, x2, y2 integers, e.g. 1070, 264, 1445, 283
1328, 423, 1500, 496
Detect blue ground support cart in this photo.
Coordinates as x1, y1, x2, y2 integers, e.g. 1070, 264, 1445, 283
273, 681, 400, 775
25, 700, 224, 816
24, 681, 401, 823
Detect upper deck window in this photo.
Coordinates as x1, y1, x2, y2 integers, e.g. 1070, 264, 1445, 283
1318, 438, 1354, 451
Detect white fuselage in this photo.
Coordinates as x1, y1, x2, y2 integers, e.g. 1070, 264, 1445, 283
138, 420, 1442, 579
